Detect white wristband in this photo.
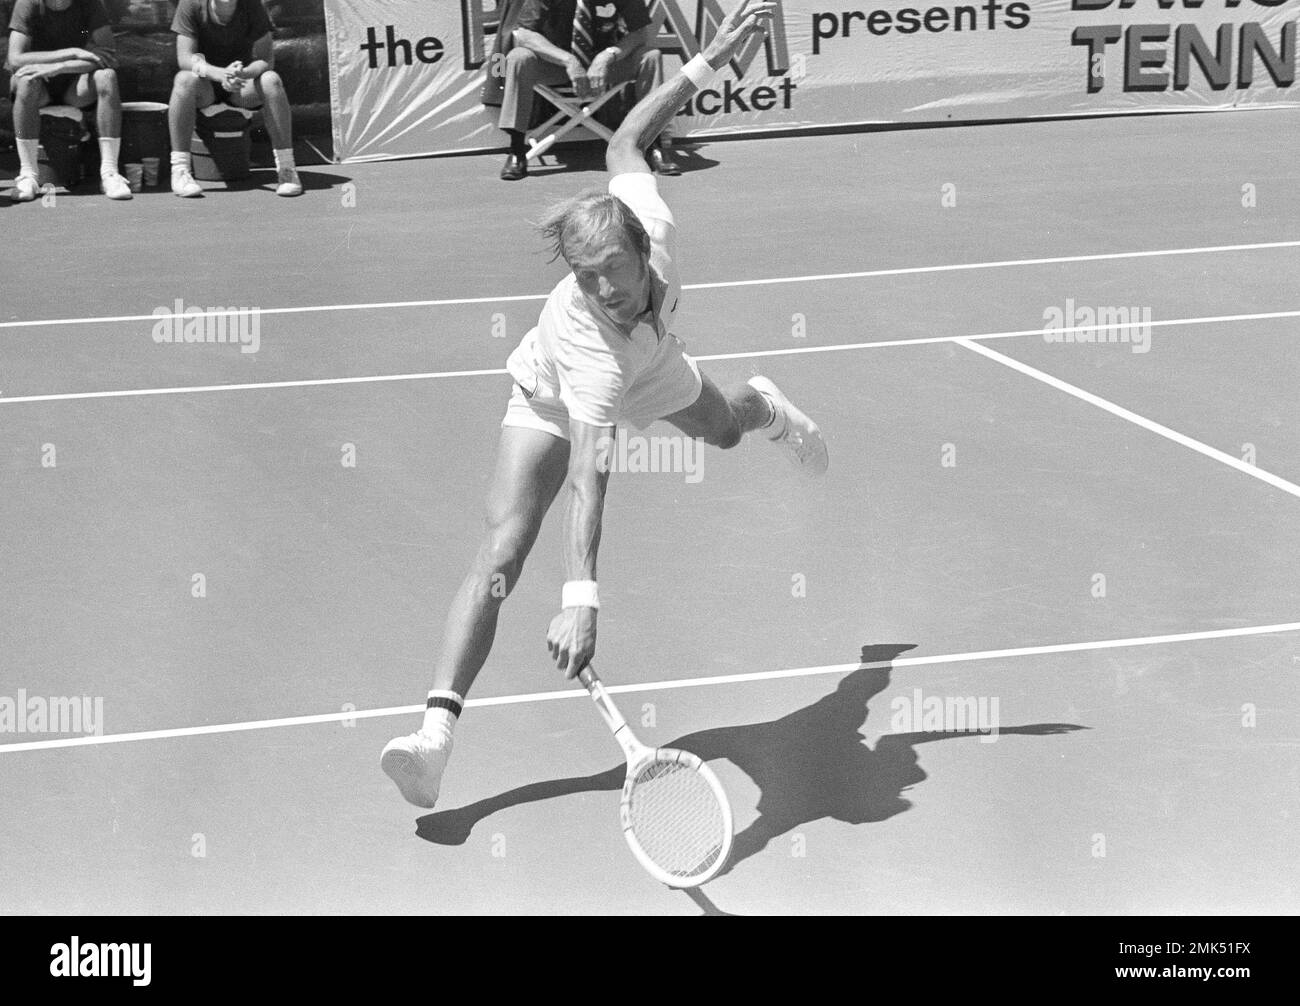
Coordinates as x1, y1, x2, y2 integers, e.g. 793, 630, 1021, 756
682, 53, 717, 90
562, 580, 600, 609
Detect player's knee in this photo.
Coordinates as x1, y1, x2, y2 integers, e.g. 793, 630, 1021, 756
94, 68, 117, 94
706, 417, 742, 450
475, 526, 532, 597
258, 70, 284, 93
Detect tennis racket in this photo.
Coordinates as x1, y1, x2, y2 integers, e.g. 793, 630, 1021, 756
577, 665, 733, 887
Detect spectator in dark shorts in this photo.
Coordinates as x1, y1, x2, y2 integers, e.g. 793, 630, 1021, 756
497, 0, 680, 181
6, 0, 130, 201
168, 0, 301, 197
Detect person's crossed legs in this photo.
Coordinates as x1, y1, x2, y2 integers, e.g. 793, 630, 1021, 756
497, 43, 677, 181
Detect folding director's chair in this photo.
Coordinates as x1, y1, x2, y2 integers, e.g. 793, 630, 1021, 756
525, 80, 633, 161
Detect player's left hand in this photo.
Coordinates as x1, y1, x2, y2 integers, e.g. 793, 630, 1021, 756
546, 607, 598, 678
702, 0, 777, 69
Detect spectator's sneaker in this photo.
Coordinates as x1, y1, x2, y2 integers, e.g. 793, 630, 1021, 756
11, 172, 40, 203
748, 375, 829, 476
171, 168, 203, 198
275, 167, 303, 197
381, 730, 453, 809
101, 171, 132, 200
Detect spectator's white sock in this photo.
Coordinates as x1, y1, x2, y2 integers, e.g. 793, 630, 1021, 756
273, 148, 295, 171
98, 137, 121, 177
170, 151, 191, 174
16, 139, 39, 177
421, 690, 463, 742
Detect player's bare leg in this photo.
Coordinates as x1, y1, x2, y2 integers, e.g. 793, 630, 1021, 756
665, 372, 828, 474
382, 425, 570, 808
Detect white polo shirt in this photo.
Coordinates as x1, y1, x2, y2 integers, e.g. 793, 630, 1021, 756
505, 173, 700, 431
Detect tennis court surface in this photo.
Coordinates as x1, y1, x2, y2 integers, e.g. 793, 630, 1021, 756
1, 107, 1297, 915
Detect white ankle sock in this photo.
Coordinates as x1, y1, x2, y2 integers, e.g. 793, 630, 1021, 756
759, 391, 786, 438
98, 137, 121, 177
170, 151, 191, 173
273, 147, 295, 171
16, 139, 39, 177
421, 690, 463, 741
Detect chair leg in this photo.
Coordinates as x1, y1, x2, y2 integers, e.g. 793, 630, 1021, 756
526, 84, 628, 161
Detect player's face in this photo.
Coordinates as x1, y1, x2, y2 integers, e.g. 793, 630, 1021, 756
569, 234, 650, 331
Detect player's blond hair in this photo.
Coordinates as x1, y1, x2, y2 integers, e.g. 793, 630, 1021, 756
537, 190, 651, 265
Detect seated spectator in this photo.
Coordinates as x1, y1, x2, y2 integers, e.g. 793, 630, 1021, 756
496, 0, 680, 181
6, 0, 131, 202
168, 0, 301, 198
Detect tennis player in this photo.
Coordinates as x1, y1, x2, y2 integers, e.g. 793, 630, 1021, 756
382, 0, 825, 809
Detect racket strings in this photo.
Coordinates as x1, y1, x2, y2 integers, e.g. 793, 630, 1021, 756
628, 760, 727, 878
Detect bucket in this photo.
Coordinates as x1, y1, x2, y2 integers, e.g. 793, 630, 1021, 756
37, 107, 85, 188
121, 100, 170, 165
192, 105, 253, 181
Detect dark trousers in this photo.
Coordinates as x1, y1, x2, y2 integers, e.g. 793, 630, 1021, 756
497, 43, 673, 141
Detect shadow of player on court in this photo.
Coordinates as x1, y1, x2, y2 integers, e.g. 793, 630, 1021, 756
417, 643, 1087, 885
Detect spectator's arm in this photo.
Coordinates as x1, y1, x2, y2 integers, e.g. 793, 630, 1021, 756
175, 33, 226, 82
237, 32, 273, 78
6, 30, 91, 70
605, 23, 653, 62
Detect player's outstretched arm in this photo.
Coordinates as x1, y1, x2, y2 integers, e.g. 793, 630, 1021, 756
546, 419, 613, 679
605, 0, 777, 176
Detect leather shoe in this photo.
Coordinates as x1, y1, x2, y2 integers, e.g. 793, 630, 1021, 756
647, 147, 681, 176
500, 153, 528, 181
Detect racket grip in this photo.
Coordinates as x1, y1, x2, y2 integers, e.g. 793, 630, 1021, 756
578, 665, 633, 741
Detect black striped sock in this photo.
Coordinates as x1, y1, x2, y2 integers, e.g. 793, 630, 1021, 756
423, 690, 464, 736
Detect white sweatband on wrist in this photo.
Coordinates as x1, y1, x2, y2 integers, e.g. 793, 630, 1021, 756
562, 580, 600, 609
682, 53, 717, 90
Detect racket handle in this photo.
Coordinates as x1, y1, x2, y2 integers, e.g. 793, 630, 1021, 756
577, 664, 634, 747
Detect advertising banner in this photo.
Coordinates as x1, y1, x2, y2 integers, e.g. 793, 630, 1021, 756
324, 0, 1300, 161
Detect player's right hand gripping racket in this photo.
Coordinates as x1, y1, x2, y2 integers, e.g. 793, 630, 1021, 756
577, 666, 733, 887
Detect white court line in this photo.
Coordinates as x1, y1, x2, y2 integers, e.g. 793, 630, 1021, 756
957, 338, 1300, 500
0, 368, 512, 406
2, 620, 1296, 755
3, 308, 1298, 407
1, 238, 1298, 331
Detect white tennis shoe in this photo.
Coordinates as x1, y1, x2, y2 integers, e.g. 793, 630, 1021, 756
747, 376, 829, 476
275, 167, 303, 197
101, 171, 132, 200
11, 171, 40, 202
381, 730, 453, 809
172, 167, 203, 198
